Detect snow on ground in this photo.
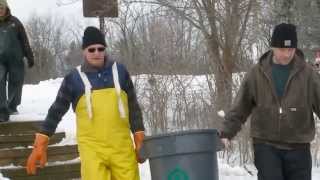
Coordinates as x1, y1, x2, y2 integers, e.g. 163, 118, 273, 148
10, 78, 76, 135
1, 77, 320, 179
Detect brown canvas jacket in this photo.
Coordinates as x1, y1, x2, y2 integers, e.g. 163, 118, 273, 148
221, 49, 320, 143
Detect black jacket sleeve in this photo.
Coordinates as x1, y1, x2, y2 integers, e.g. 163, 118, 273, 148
11, 16, 34, 62
40, 77, 73, 136
124, 68, 145, 133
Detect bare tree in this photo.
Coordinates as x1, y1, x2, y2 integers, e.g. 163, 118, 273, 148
122, 0, 258, 129
24, 14, 70, 83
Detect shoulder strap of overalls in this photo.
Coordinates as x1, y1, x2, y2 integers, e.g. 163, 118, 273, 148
112, 62, 126, 118
76, 66, 93, 120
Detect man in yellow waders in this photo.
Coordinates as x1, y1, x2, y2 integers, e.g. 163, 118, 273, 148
25, 26, 145, 180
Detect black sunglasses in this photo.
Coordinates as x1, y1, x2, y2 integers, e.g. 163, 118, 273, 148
88, 47, 105, 53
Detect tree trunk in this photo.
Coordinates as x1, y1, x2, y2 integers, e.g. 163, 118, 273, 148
206, 37, 234, 127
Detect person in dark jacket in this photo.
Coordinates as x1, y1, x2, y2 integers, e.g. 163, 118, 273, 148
0, 0, 34, 121
220, 23, 319, 180
26, 26, 145, 180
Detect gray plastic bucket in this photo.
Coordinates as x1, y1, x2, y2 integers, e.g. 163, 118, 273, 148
141, 129, 222, 180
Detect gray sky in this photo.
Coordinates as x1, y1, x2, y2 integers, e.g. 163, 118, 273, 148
7, 0, 85, 22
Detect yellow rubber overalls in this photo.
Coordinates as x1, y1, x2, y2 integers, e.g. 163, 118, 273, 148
75, 63, 140, 180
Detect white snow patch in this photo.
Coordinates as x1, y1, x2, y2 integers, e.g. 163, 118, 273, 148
218, 110, 226, 118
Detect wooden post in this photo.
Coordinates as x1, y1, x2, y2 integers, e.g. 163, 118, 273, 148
99, 16, 106, 35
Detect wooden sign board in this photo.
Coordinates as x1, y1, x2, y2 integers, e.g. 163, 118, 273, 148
83, 0, 118, 17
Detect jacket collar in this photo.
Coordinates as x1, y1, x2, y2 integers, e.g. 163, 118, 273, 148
80, 56, 114, 73
258, 49, 306, 76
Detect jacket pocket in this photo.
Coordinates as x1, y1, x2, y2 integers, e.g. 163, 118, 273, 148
285, 107, 310, 133
251, 106, 277, 137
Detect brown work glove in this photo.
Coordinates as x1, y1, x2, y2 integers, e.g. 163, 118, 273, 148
26, 133, 49, 175
134, 131, 145, 163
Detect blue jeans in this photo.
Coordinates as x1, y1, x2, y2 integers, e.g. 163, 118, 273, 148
253, 143, 311, 180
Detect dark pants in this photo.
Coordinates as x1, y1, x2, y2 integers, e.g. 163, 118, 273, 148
254, 143, 312, 180
0, 59, 24, 119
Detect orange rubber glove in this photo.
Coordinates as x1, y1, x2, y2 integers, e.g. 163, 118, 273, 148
26, 133, 49, 175
134, 131, 145, 163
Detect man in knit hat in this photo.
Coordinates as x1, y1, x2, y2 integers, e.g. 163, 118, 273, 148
26, 26, 145, 180
0, 0, 34, 122
219, 23, 318, 180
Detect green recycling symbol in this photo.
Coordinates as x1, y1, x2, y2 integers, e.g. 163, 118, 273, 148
167, 166, 189, 180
